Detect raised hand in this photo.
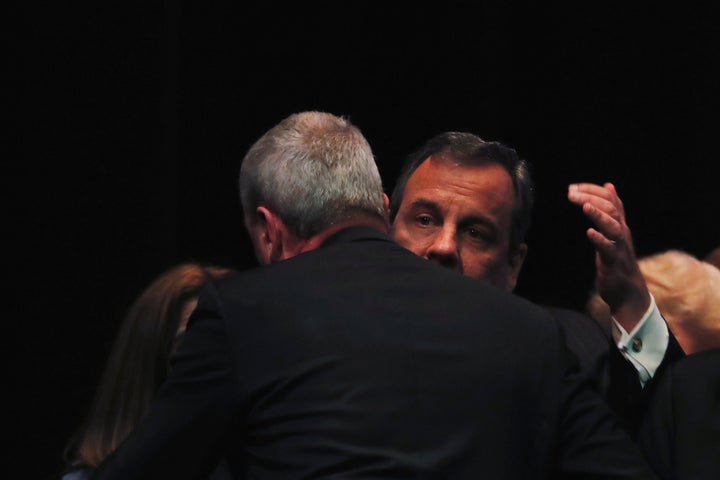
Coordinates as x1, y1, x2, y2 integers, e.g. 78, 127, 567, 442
568, 182, 651, 331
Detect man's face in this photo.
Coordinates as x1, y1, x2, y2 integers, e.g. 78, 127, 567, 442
390, 155, 526, 291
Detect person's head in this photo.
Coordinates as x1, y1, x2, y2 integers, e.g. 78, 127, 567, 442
389, 132, 533, 291
118, 263, 235, 359
587, 249, 720, 354
240, 111, 388, 264
66, 262, 235, 469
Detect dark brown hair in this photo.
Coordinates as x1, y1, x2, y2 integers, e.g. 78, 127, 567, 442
64, 262, 235, 469
389, 132, 534, 254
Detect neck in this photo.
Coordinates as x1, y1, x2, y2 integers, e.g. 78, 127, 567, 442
286, 217, 388, 259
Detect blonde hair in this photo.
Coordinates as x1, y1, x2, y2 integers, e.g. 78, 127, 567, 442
640, 250, 720, 354
587, 249, 720, 354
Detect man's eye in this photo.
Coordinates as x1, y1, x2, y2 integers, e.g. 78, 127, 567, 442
416, 215, 433, 226
466, 227, 488, 240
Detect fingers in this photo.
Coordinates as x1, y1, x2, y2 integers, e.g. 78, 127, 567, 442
582, 201, 625, 243
571, 182, 647, 322
568, 183, 623, 216
586, 227, 618, 264
602, 182, 626, 216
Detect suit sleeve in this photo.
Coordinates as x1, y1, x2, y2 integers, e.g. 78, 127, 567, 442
552, 322, 660, 480
636, 363, 675, 480
637, 349, 720, 480
92, 283, 240, 480
607, 324, 685, 436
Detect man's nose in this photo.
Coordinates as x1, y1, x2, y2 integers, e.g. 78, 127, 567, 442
426, 226, 459, 271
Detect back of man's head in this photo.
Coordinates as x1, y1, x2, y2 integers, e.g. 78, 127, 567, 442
240, 111, 387, 239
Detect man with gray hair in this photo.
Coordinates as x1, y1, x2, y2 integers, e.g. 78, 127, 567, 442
239, 111, 389, 263
93, 111, 658, 479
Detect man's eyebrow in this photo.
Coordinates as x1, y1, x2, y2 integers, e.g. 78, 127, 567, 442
408, 198, 440, 211
408, 199, 495, 226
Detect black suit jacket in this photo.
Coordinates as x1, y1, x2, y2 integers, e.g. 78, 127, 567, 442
94, 228, 657, 479
548, 307, 685, 436
638, 348, 720, 480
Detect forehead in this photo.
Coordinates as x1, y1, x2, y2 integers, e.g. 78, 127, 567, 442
403, 156, 516, 212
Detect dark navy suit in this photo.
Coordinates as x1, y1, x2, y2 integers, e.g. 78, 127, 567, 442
548, 306, 685, 436
93, 228, 658, 479
638, 348, 720, 480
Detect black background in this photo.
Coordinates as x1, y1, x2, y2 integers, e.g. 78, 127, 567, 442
10, 2, 720, 478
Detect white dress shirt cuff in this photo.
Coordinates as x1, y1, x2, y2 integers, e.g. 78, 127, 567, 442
611, 294, 669, 387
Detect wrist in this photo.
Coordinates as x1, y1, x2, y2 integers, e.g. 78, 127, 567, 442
611, 288, 652, 332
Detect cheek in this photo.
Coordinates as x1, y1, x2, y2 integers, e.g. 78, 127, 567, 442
396, 235, 425, 256
392, 222, 424, 251
461, 251, 508, 284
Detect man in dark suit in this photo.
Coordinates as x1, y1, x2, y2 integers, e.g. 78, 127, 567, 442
638, 348, 720, 480
92, 112, 659, 479
388, 131, 684, 435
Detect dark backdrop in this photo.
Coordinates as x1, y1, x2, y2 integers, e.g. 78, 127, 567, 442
11, 2, 719, 478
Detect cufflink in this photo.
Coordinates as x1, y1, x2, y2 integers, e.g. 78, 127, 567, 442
632, 337, 643, 353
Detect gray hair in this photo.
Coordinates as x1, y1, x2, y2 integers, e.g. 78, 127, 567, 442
240, 111, 386, 239
389, 132, 534, 254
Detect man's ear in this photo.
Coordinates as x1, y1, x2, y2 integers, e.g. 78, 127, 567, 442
506, 243, 528, 292
382, 193, 391, 222
251, 206, 285, 265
